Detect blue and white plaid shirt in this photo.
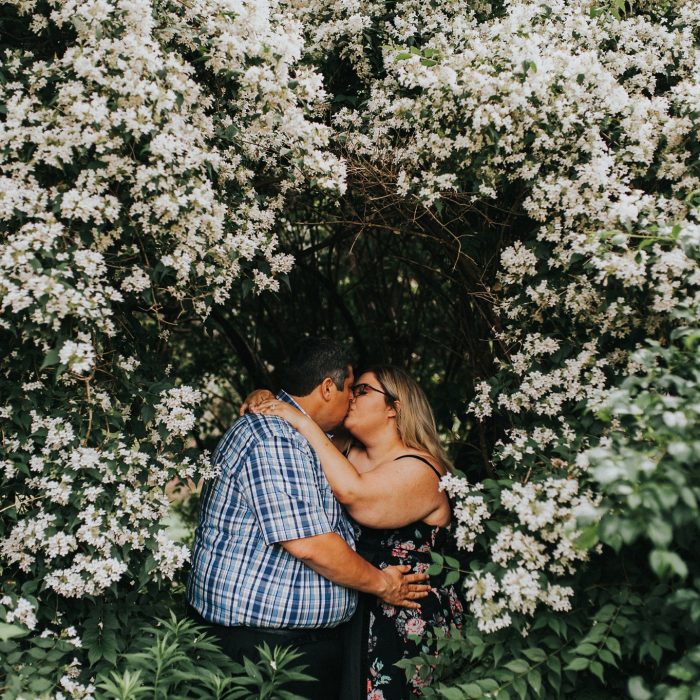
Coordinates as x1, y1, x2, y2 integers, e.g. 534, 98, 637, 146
187, 391, 357, 629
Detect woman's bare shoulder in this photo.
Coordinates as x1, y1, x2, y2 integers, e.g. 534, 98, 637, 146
394, 450, 445, 476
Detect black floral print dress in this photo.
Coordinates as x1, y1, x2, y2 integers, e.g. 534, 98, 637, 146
361, 522, 464, 698
341, 467, 465, 700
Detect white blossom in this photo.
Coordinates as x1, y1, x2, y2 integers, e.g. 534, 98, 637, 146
59, 341, 95, 376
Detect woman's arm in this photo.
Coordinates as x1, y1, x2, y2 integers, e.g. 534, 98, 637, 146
245, 393, 351, 452
251, 400, 364, 502
251, 400, 448, 528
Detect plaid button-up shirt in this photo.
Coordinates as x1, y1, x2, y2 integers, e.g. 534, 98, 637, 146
187, 391, 357, 628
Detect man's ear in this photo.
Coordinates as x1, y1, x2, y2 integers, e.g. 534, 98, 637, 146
320, 377, 335, 401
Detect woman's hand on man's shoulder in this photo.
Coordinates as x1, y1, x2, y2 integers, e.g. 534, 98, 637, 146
239, 389, 275, 416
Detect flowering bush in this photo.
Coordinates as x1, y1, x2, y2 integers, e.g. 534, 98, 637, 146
286, 0, 700, 695
3, 0, 700, 696
0, 0, 344, 694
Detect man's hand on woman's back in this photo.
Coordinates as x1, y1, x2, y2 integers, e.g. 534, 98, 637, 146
282, 533, 429, 610
376, 564, 431, 609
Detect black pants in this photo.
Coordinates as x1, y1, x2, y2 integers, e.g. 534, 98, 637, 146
187, 606, 345, 699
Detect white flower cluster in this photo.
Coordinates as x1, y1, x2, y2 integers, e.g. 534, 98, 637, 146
292, 3, 700, 529
468, 381, 493, 420
59, 341, 95, 376
0, 222, 123, 335
496, 341, 609, 419
0, 428, 190, 597
1, 595, 38, 630
501, 479, 595, 575
464, 572, 512, 634
1, 0, 345, 313
153, 531, 191, 581
0, 596, 93, 697
44, 555, 129, 599
57, 673, 96, 700
1, 0, 698, 667
458, 478, 597, 632
440, 475, 491, 552
154, 386, 203, 439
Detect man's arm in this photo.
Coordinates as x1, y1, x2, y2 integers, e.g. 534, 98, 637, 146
282, 533, 429, 609
240, 436, 429, 607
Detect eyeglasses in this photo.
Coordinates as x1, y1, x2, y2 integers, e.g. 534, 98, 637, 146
351, 383, 396, 402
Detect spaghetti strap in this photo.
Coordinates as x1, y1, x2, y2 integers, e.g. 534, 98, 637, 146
394, 454, 443, 480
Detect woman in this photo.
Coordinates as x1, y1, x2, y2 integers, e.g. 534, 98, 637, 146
251, 366, 464, 699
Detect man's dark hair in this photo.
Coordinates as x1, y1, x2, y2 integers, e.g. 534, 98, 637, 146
281, 337, 353, 396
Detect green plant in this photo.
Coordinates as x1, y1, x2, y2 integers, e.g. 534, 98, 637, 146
95, 613, 314, 700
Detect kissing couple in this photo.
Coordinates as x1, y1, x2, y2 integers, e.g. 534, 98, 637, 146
187, 338, 464, 699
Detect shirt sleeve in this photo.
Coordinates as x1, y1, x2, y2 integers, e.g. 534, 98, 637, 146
239, 435, 333, 546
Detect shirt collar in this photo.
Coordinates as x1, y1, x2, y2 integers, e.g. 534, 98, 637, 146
277, 389, 306, 414
277, 389, 333, 439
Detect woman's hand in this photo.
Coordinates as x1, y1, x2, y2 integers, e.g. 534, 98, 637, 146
239, 389, 275, 416
250, 398, 309, 431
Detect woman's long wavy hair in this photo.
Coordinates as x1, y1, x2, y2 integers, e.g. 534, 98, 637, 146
370, 365, 454, 474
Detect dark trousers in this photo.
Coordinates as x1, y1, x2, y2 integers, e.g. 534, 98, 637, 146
187, 606, 344, 699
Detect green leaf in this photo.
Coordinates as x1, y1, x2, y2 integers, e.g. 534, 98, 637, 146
527, 669, 542, 694
564, 658, 589, 671
243, 656, 263, 683
649, 550, 688, 579
512, 676, 528, 700
505, 660, 530, 674
576, 526, 599, 550
628, 677, 652, 700
598, 649, 617, 666
88, 644, 104, 665
574, 643, 597, 656
546, 656, 561, 675
0, 623, 28, 641
478, 679, 499, 692
444, 570, 460, 586
29, 678, 53, 693
595, 604, 616, 622
522, 648, 547, 663
462, 683, 483, 698
605, 637, 622, 657
590, 660, 605, 683
40, 347, 60, 370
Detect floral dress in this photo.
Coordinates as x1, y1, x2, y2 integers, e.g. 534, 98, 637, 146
359, 520, 465, 699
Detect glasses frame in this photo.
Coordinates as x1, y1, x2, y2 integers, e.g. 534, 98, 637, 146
351, 382, 397, 403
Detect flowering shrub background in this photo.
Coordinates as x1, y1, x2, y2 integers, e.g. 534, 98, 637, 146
2, 0, 700, 698
0, 0, 343, 695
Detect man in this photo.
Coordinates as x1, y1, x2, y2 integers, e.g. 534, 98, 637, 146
187, 338, 428, 698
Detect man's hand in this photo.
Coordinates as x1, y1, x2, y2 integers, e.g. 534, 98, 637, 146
376, 565, 430, 609
282, 533, 431, 609
239, 389, 275, 416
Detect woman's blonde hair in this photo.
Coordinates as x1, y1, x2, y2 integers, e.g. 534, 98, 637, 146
370, 365, 454, 474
